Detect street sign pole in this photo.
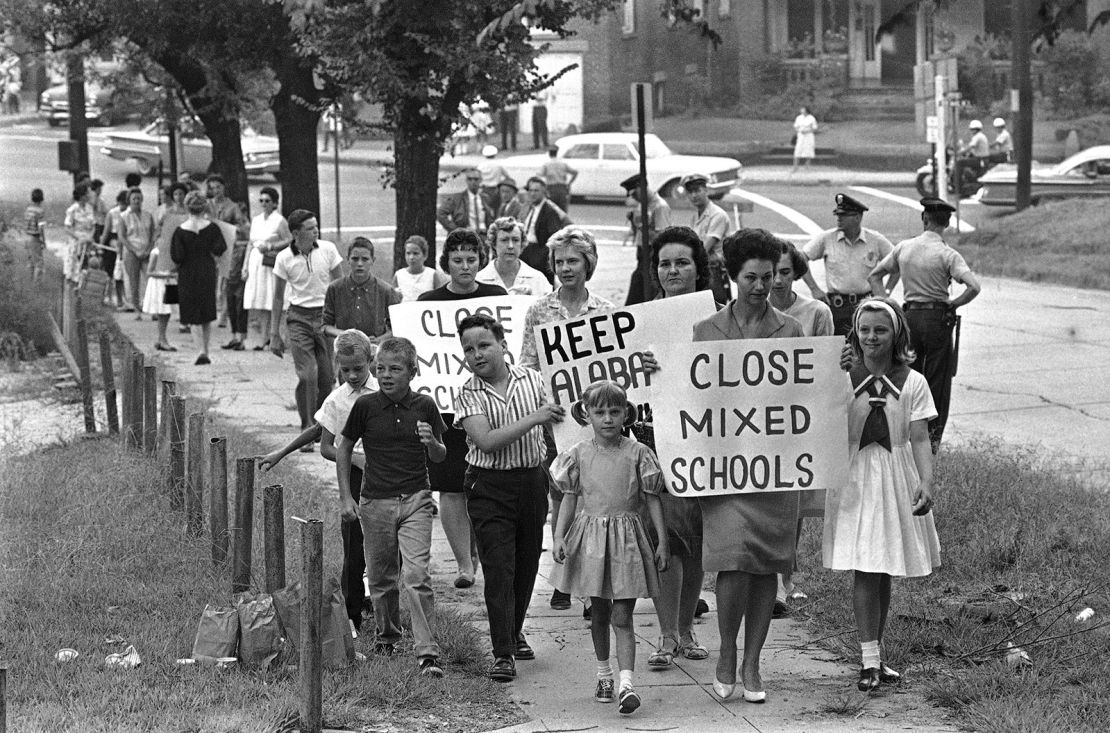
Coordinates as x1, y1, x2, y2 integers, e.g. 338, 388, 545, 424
634, 84, 650, 302
332, 103, 341, 243
65, 53, 89, 180
934, 75, 948, 204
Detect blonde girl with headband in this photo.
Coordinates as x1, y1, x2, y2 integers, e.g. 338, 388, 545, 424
823, 297, 941, 692
551, 380, 668, 716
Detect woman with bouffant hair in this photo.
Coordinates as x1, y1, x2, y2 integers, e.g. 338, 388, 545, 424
171, 190, 227, 365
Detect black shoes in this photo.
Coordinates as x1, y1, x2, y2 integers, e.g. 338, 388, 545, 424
515, 635, 535, 661
488, 656, 516, 682
221, 339, 244, 351
549, 590, 571, 610
419, 657, 444, 678
858, 666, 880, 692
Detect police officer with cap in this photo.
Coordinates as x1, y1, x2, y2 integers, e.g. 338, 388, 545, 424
683, 172, 733, 303
621, 173, 672, 304
801, 192, 897, 335
868, 197, 981, 453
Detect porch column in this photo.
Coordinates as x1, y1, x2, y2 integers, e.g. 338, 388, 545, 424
814, 0, 824, 55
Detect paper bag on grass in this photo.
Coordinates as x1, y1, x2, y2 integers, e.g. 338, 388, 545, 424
234, 592, 283, 668
272, 578, 354, 668
191, 604, 239, 663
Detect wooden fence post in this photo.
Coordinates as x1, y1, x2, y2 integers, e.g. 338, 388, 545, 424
125, 351, 144, 450
159, 380, 176, 454
185, 412, 205, 535
263, 484, 286, 592
143, 366, 158, 454
300, 519, 324, 733
168, 396, 186, 511
0, 664, 7, 733
232, 458, 255, 593
209, 437, 229, 565
74, 319, 96, 433
98, 330, 119, 434
119, 341, 132, 445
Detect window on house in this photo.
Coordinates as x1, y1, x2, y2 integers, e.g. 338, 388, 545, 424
718, 0, 731, 18
622, 0, 635, 35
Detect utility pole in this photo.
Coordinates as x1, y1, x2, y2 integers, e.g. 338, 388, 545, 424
65, 53, 89, 179
1012, 0, 1033, 210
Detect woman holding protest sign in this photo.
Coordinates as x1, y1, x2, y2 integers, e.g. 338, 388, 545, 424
692, 229, 804, 703
769, 241, 835, 614
630, 226, 714, 669
419, 229, 506, 588
519, 225, 615, 612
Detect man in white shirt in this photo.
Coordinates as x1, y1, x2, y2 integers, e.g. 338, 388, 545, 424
991, 117, 1013, 162
683, 173, 732, 303
270, 209, 345, 430
437, 168, 495, 233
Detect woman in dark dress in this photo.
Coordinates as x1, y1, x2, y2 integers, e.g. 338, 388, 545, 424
418, 228, 507, 588
171, 191, 226, 365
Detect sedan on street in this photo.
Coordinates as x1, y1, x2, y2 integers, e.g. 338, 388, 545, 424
978, 146, 1110, 207
499, 132, 742, 202
100, 118, 282, 179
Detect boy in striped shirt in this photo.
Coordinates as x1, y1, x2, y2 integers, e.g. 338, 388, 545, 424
454, 313, 566, 682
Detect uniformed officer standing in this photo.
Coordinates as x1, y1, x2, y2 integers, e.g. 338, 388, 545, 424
868, 197, 982, 452
801, 193, 897, 335
683, 173, 732, 304
621, 173, 672, 305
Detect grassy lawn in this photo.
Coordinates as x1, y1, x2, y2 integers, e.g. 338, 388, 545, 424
792, 439, 1110, 732
957, 199, 1110, 291
0, 413, 523, 732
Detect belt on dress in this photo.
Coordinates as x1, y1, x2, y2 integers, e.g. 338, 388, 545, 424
903, 301, 950, 311
827, 292, 869, 308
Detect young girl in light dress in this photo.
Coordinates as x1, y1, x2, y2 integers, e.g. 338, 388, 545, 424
552, 380, 668, 716
392, 235, 448, 301
822, 298, 941, 692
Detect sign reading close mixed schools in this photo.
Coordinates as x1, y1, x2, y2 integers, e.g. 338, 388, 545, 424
651, 337, 849, 497
388, 296, 533, 413
535, 292, 717, 450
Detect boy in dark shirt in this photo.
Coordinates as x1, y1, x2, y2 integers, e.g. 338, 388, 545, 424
337, 336, 447, 677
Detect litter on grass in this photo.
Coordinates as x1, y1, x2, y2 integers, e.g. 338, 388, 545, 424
54, 648, 79, 662
104, 645, 142, 668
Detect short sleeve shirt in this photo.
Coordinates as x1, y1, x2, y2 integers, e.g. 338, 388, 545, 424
272, 239, 343, 307
692, 201, 731, 255
314, 378, 378, 458
803, 227, 893, 294
454, 365, 548, 469
879, 231, 971, 303
323, 274, 402, 337
519, 288, 614, 370
341, 390, 446, 499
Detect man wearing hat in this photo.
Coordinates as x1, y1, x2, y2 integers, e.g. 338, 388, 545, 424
622, 173, 672, 305
495, 177, 524, 219
867, 197, 981, 453
955, 120, 992, 191
437, 167, 496, 234
477, 145, 510, 211
802, 193, 896, 335
991, 118, 1013, 163
683, 173, 732, 303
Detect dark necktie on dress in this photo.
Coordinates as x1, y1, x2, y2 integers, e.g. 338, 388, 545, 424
850, 365, 909, 453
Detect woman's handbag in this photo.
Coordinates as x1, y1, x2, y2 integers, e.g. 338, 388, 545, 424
163, 280, 180, 305
261, 248, 277, 268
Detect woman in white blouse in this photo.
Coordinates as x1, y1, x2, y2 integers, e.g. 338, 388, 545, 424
475, 217, 553, 297
241, 186, 291, 350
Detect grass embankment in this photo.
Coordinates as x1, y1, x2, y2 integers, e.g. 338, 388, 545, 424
957, 199, 1110, 290
0, 413, 523, 732
794, 439, 1110, 732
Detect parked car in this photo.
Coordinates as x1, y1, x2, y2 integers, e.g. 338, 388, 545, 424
978, 146, 1110, 207
499, 132, 742, 201
99, 118, 282, 179
39, 81, 121, 127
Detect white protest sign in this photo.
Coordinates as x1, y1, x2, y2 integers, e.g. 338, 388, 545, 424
389, 295, 534, 413
534, 292, 717, 450
650, 337, 849, 497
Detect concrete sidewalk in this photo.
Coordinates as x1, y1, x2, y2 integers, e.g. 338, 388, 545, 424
105, 312, 956, 733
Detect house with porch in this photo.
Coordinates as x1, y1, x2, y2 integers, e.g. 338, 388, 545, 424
546, 0, 1095, 127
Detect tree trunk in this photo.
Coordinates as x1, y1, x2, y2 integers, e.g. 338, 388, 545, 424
197, 112, 248, 203
271, 57, 321, 218
154, 53, 249, 204
393, 110, 444, 271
